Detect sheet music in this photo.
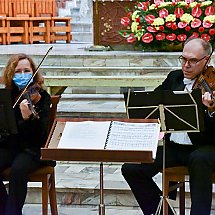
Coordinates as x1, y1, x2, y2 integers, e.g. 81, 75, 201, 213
58, 121, 111, 149
105, 121, 160, 159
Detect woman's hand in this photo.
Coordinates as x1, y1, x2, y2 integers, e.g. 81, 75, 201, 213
19, 99, 32, 120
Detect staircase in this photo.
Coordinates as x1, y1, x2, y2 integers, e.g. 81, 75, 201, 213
58, 0, 93, 43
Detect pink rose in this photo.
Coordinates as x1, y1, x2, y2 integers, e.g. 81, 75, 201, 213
147, 26, 157, 33
177, 34, 187, 42
192, 6, 202, 17
178, 22, 187, 28
174, 8, 184, 18
191, 18, 201, 28
190, 32, 199, 38
201, 34, 210, 41
166, 33, 176, 41
159, 8, 169, 18
121, 17, 130, 26
142, 33, 154, 43
137, 2, 148, 11
156, 33, 165, 41
203, 20, 213, 28
145, 15, 155, 24
205, 6, 215, 16
127, 36, 136, 43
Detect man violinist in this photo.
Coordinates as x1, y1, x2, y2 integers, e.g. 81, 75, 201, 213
0, 54, 51, 215
122, 38, 215, 215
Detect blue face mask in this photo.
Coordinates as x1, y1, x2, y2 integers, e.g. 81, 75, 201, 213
13, 73, 33, 89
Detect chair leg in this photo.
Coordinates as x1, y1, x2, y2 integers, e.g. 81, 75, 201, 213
179, 182, 185, 215
42, 177, 49, 215
49, 171, 58, 215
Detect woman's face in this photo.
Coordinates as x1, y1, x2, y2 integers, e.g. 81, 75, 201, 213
14, 59, 33, 75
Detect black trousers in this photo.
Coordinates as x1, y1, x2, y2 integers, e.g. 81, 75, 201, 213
121, 143, 215, 215
0, 147, 40, 215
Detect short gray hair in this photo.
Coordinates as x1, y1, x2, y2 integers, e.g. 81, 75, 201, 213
185, 38, 212, 55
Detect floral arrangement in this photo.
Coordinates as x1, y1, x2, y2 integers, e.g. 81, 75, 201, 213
119, 0, 215, 51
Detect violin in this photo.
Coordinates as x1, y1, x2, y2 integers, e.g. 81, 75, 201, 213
13, 46, 53, 119
193, 66, 215, 96
192, 63, 215, 111
20, 83, 42, 119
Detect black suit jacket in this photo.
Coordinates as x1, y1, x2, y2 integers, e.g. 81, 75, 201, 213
155, 70, 215, 147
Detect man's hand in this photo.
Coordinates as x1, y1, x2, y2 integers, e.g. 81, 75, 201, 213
202, 91, 215, 113
19, 99, 32, 120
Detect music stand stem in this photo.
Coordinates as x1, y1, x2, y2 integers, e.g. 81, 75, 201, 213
155, 105, 177, 215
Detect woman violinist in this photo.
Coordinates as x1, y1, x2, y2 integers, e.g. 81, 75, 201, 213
0, 53, 51, 215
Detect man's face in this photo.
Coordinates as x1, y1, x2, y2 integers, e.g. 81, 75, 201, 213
180, 41, 209, 80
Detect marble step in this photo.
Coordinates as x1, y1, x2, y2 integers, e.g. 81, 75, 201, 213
24, 162, 215, 211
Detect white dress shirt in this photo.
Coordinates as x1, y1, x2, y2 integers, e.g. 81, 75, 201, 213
170, 78, 196, 145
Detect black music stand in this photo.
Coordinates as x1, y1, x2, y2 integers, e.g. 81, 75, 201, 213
124, 88, 204, 215
0, 89, 17, 141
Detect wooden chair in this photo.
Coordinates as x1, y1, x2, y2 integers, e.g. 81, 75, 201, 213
28, 17, 51, 44
51, 17, 72, 43
0, 17, 7, 44
5, 0, 35, 44
34, 0, 72, 43
11, 0, 34, 17
164, 166, 215, 215
1, 95, 61, 215
0, 0, 12, 17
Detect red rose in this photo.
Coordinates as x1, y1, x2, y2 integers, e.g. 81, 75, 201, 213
147, 26, 157, 32
178, 22, 187, 28
137, 25, 142, 30
171, 23, 178, 30
209, 29, 215, 35
205, 6, 215, 16
177, 34, 187, 42
137, 2, 148, 11
192, 6, 202, 18
198, 27, 204, 33
127, 36, 136, 43
121, 17, 130, 26
136, 17, 140, 23
166, 22, 172, 28
185, 26, 191, 31
166, 33, 176, 41
201, 34, 210, 41
191, 18, 201, 28
156, 33, 165, 41
159, 26, 165, 31
190, 32, 199, 38
127, 12, 132, 18
159, 8, 169, 18
142, 33, 153, 43
203, 20, 213, 28
174, 8, 184, 18
145, 15, 155, 24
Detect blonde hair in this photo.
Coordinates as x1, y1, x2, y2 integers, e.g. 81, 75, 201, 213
2, 53, 43, 89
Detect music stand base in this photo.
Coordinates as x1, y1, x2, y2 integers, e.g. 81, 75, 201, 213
155, 196, 177, 215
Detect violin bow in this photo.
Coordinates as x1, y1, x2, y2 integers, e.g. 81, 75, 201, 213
13, 46, 53, 108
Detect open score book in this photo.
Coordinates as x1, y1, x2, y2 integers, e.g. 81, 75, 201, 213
58, 121, 161, 159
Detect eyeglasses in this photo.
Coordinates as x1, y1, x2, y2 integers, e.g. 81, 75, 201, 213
178, 55, 208, 66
